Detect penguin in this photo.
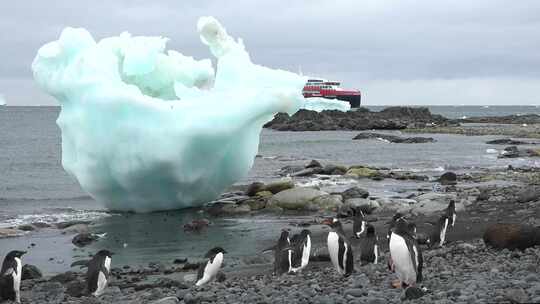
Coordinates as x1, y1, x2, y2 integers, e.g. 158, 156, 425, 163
352, 208, 367, 238
0, 250, 26, 303
290, 229, 311, 273
87, 249, 113, 297
359, 224, 379, 265
273, 230, 293, 275
427, 215, 450, 248
445, 200, 456, 227
196, 247, 227, 286
324, 218, 354, 276
389, 218, 423, 288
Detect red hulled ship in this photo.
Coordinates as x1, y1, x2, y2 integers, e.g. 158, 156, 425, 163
302, 79, 361, 108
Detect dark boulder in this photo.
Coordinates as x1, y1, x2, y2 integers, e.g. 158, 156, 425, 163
305, 159, 323, 169
341, 187, 370, 200
439, 172, 458, 185
72, 232, 99, 247
50, 271, 79, 283
483, 223, 540, 250
21, 264, 43, 280
500, 146, 520, 158
486, 138, 532, 145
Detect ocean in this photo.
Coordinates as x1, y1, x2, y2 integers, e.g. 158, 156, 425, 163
0, 105, 538, 273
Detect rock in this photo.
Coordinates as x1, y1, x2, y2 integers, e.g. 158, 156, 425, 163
486, 139, 531, 145
401, 287, 427, 300
267, 187, 328, 210
0, 228, 24, 238
353, 132, 435, 143
18, 224, 36, 231
31, 222, 51, 228
246, 182, 265, 196
321, 164, 348, 175
439, 172, 458, 185
504, 288, 529, 303
21, 264, 43, 280
413, 193, 462, 215
263, 180, 295, 194
205, 202, 251, 215
56, 220, 92, 229
515, 186, 540, 203
50, 271, 78, 283
183, 219, 210, 231
341, 186, 370, 200
245, 198, 267, 210
62, 223, 89, 234
500, 146, 520, 158
151, 297, 180, 304
346, 167, 379, 178
291, 167, 324, 177
72, 232, 99, 247
308, 194, 343, 211
483, 223, 540, 250
65, 280, 86, 297
344, 288, 365, 297
306, 159, 322, 168
173, 258, 188, 264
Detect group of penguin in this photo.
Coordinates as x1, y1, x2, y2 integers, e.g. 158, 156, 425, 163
271, 200, 457, 290
0, 200, 456, 303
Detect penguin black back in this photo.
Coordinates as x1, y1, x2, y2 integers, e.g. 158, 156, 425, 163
274, 230, 292, 275
359, 224, 379, 264
446, 200, 456, 227
87, 250, 113, 296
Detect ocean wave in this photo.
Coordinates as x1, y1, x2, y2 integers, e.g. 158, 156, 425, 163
0, 195, 93, 202
0, 210, 113, 229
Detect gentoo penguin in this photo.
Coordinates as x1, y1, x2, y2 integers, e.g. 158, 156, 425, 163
352, 208, 367, 238
389, 218, 423, 288
359, 224, 379, 265
273, 230, 293, 275
445, 200, 457, 227
324, 218, 354, 276
196, 247, 227, 286
427, 215, 450, 248
87, 249, 113, 297
290, 229, 311, 273
0, 250, 26, 303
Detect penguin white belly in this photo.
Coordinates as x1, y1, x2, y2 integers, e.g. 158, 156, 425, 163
389, 233, 416, 285
196, 252, 223, 286
14, 257, 22, 303
440, 218, 449, 246
327, 232, 342, 274
452, 213, 456, 227
300, 236, 311, 270
374, 245, 379, 265
93, 271, 108, 296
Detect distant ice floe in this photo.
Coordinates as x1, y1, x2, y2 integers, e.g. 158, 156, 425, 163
32, 17, 344, 212
0, 94, 6, 106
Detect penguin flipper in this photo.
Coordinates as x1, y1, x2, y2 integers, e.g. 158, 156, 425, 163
196, 261, 206, 281
261, 245, 276, 253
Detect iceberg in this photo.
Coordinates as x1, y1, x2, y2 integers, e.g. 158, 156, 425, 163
32, 17, 344, 212
0, 95, 5, 106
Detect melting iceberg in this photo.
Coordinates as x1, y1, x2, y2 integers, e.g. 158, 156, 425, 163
0, 95, 6, 106
32, 17, 343, 212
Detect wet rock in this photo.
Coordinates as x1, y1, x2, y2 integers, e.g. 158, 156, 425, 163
22, 264, 43, 280
401, 286, 427, 300
344, 288, 365, 297
246, 180, 294, 196
515, 186, 540, 203
341, 186, 370, 200
72, 232, 99, 247
18, 224, 36, 231
31, 222, 51, 228
504, 288, 529, 303
486, 138, 532, 145
484, 223, 540, 250
306, 159, 322, 169
500, 146, 520, 158
0, 228, 24, 238
56, 220, 92, 229
62, 223, 89, 234
173, 258, 187, 264
308, 194, 343, 211
183, 219, 210, 231
439, 172, 458, 185
321, 164, 348, 175
291, 167, 324, 177
267, 187, 328, 210
205, 202, 251, 216
50, 271, 78, 283
345, 167, 379, 178
66, 279, 86, 297
151, 297, 180, 304
245, 198, 267, 210
353, 132, 435, 143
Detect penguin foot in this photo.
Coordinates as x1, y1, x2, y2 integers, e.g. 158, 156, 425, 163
391, 280, 402, 289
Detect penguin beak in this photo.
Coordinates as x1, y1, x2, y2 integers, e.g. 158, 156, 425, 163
20, 251, 27, 256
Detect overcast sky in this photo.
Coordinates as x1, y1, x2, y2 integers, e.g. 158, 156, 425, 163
1, 0, 540, 105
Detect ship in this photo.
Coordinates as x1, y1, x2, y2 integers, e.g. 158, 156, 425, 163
302, 79, 361, 108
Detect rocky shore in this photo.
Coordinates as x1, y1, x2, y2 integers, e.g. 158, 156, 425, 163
3, 158, 539, 303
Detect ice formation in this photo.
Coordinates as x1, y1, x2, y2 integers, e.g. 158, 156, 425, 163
32, 17, 344, 212
0, 95, 6, 106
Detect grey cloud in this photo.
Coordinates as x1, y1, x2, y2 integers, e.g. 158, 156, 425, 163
1, 0, 539, 105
